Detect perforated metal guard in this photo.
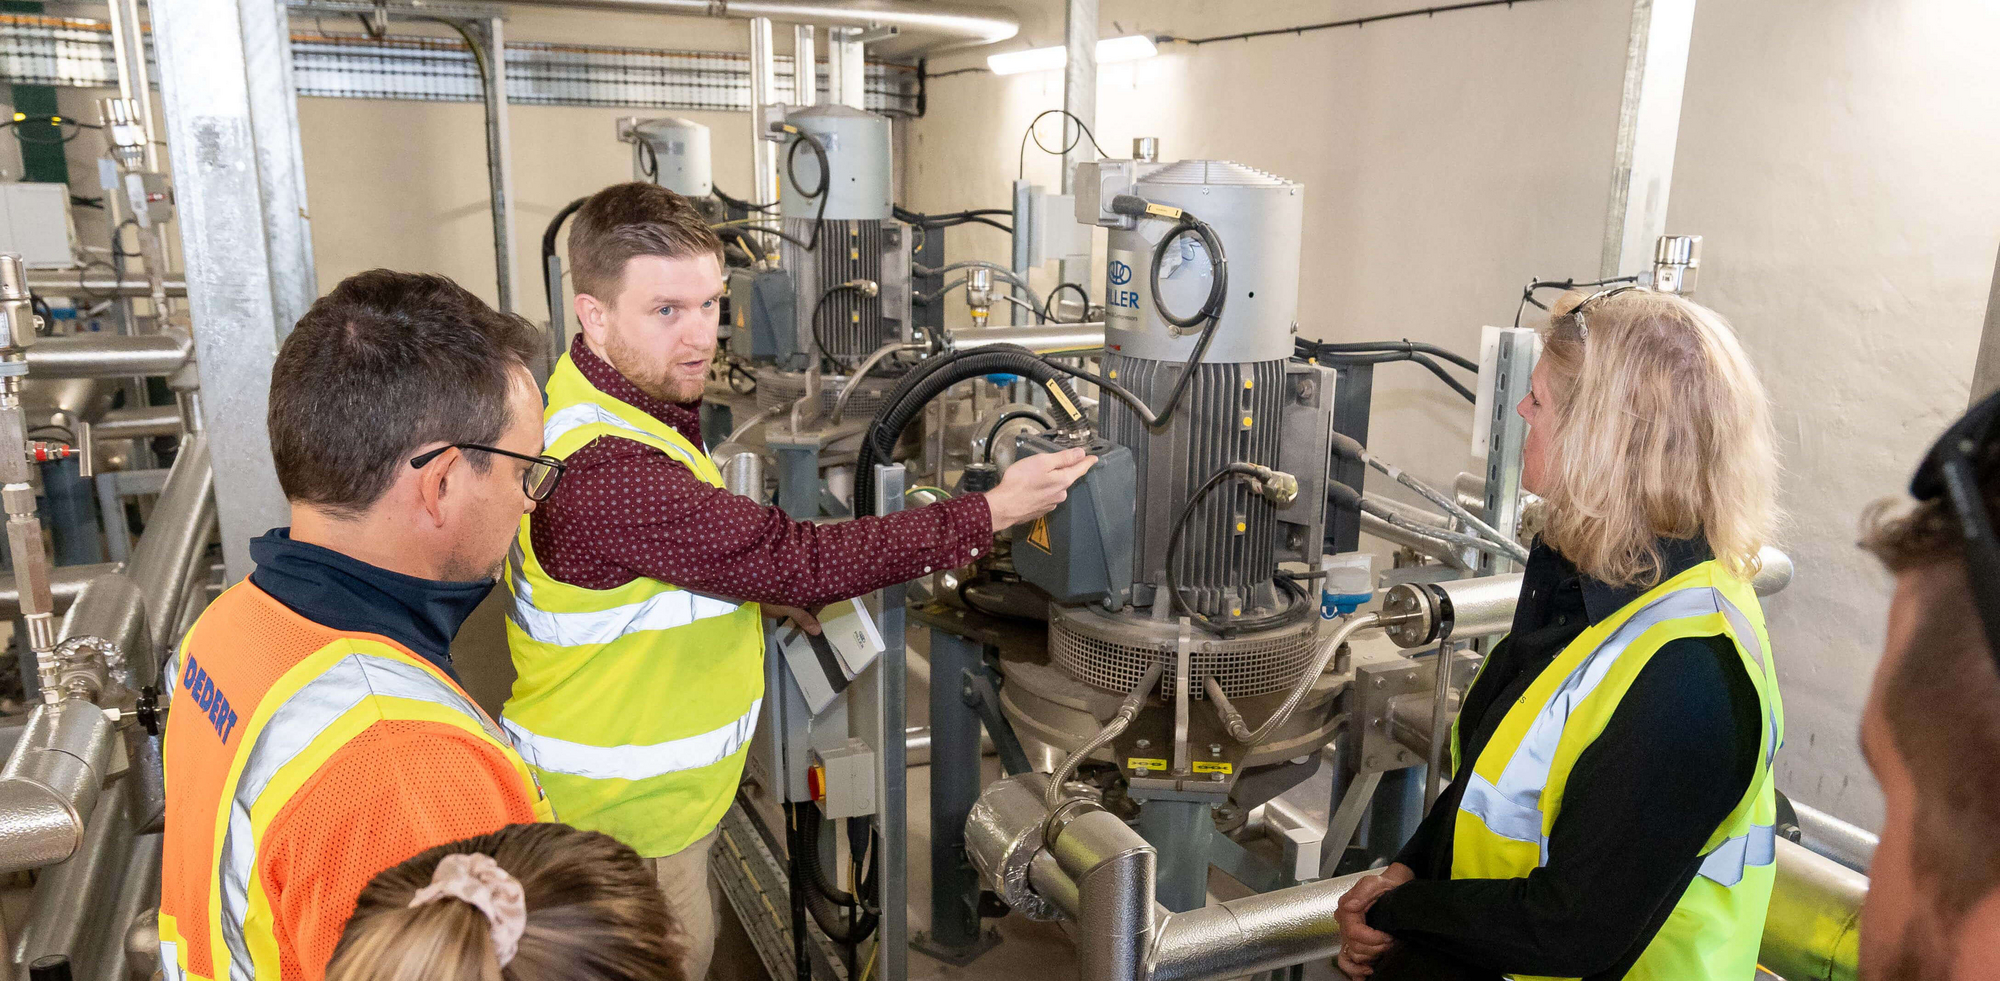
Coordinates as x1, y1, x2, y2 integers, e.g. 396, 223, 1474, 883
1049, 604, 1320, 700
753, 367, 897, 416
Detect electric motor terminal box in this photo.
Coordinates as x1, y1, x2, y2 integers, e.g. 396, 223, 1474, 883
1009, 431, 1136, 608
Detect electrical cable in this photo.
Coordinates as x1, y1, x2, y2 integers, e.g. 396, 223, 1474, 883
1305, 346, 1476, 403
1329, 432, 1530, 563
811, 282, 873, 374
981, 408, 1053, 462
1017, 108, 1111, 180
1303, 338, 1478, 372
1, 114, 99, 146
1162, 465, 1315, 635
999, 294, 1046, 324
852, 344, 1087, 519
784, 128, 833, 252
711, 219, 814, 252
1041, 282, 1091, 323
541, 196, 589, 316
712, 184, 776, 213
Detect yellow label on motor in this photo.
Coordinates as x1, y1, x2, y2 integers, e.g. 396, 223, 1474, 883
1193, 761, 1234, 774
1025, 516, 1051, 552
1126, 758, 1168, 771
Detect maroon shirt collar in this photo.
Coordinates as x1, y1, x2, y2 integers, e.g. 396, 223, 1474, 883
569, 335, 704, 440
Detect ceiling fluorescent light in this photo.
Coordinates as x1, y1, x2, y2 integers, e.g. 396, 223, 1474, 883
987, 34, 1159, 76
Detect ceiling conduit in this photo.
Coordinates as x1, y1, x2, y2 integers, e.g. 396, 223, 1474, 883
502, 0, 1019, 53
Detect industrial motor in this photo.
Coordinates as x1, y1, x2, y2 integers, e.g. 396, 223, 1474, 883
623, 116, 714, 199
774, 104, 913, 374
1027, 158, 1338, 704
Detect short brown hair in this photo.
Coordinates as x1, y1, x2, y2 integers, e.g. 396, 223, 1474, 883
566, 182, 724, 302
270, 270, 542, 516
1862, 444, 2000, 929
328, 823, 685, 981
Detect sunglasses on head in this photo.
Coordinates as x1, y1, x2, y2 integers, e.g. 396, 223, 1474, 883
1910, 388, 2000, 663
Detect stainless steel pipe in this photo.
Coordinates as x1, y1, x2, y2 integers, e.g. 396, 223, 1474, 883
970, 774, 1388, 981
1760, 837, 1864, 981
90, 405, 186, 442
498, 0, 1018, 50
0, 563, 119, 618
950, 323, 1105, 354
62, 433, 216, 689
27, 334, 194, 380
18, 776, 135, 981
1791, 799, 1876, 873
0, 697, 118, 874
23, 276, 187, 299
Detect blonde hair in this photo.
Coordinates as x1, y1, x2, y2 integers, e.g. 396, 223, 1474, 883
1534, 288, 1779, 587
327, 823, 684, 981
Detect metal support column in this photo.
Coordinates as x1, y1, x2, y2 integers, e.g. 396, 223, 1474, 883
1479, 329, 1535, 576
459, 17, 517, 314
1009, 179, 1032, 326
151, 0, 304, 580
827, 29, 866, 110
748, 18, 779, 208
869, 464, 908, 981
793, 25, 817, 107
1057, 0, 1097, 290
1599, 0, 1697, 280
1135, 798, 1213, 913
911, 630, 999, 963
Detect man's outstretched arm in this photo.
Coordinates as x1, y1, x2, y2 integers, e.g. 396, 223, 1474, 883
530, 437, 1092, 609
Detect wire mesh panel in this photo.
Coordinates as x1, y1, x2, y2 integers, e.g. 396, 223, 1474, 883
0, 15, 922, 115
1049, 603, 1320, 700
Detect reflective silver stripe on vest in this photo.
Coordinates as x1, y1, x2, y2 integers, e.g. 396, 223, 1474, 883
544, 402, 701, 467
216, 653, 498, 980
1459, 586, 1770, 867
1697, 823, 1777, 887
502, 698, 762, 781
508, 576, 742, 648
159, 939, 184, 981
1716, 600, 1782, 765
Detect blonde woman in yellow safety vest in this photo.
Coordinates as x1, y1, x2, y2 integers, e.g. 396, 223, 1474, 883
1335, 286, 1783, 981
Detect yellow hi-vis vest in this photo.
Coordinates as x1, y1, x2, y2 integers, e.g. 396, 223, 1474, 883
503, 352, 765, 858
1448, 560, 1784, 981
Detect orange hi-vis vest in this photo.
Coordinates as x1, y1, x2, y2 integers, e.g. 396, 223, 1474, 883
159, 580, 551, 981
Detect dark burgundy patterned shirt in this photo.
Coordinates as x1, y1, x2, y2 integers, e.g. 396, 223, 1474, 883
529, 337, 993, 608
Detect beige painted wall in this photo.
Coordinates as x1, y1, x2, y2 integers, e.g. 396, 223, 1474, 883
904, 0, 2000, 831
296, 8, 760, 327
110, 0, 1993, 829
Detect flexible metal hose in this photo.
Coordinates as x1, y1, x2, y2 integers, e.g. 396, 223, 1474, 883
1208, 612, 1381, 747
1044, 661, 1165, 809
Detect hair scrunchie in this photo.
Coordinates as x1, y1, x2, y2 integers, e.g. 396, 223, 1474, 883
408, 852, 528, 967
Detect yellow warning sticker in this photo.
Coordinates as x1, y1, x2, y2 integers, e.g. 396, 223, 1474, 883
1126, 758, 1168, 771
1192, 761, 1234, 775
1025, 516, 1051, 552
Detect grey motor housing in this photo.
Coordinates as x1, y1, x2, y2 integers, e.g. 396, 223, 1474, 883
780, 104, 893, 222
1102, 160, 1304, 365
628, 117, 713, 198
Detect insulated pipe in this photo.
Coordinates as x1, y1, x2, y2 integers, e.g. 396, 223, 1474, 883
1760, 838, 1864, 981
497, 0, 1019, 50
949, 323, 1105, 355
1147, 873, 1385, 981
0, 563, 119, 618
62, 433, 214, 688
0, 697, 117, 874
26, 334, 194, 380
1791, 799, 1876, 873
1048, 807, 1155, 981
23, 276, 187, 299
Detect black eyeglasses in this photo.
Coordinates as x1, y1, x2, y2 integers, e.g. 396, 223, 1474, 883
410, 443, 567, 502
1912, 389, 2000, 665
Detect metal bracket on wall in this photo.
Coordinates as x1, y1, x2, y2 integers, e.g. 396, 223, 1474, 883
1479, 328, 1535, 577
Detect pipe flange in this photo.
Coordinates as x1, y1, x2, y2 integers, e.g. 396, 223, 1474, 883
1381, 582, 1441, 649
